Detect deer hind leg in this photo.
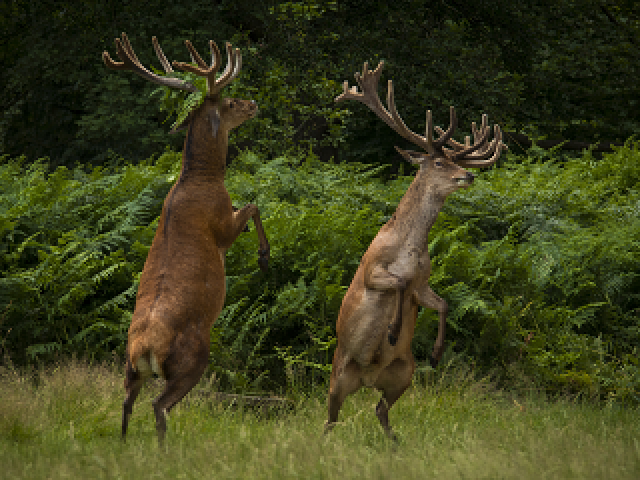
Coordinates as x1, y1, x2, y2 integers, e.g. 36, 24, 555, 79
325, 357, 362, 434
121, 357, 146, 441
152, 336, 209, 445
231, 203, 270, 271
374, 356, 414, 440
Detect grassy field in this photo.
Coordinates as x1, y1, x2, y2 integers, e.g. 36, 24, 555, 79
1, 359, 638, 479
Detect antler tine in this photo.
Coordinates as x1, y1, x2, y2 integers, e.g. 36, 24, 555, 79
336, 60, 410, 138
426, 110, 433, 144
354, 61, 384, 101
102, 33, 198, 92
209, 40, 222, 74
120, 33, 141, 66
152, 36, 173, 73
231, 48, 242, 80
102, 33, 138, 71
209, 44, 241, 96
183, 40, 208, 68
435, 113, 490, 152
102, 49, 126, 70
448, 113, 492, 160
434, 112, 507, 165
472, 115, 489, 145
455, 124, 507, 167
387, 80, 434, 152
171, 40, 241, 96
336, 62, 383, 107
434, 125, 465, 149
352, 61, 369, 93
172, 41, 216, 75
432, 106, 457, 149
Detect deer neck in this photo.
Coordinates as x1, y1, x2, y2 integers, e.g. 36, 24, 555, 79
390, 171, 447, 244
179, 123, 228, 181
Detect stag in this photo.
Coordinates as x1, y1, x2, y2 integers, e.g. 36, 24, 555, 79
103, 33, 270, 444
326, 61, 506, 439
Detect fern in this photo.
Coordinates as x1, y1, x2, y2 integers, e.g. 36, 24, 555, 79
149, 69, 206, 131
1, 143, 638, 401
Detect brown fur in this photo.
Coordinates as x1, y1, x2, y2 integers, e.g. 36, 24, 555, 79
326, 61, 505, 439
104, 35, 270, 444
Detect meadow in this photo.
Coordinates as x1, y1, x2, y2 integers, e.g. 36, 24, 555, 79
1, 358, 638, 479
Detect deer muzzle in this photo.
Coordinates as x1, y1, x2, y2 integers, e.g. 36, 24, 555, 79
456, 171, 475, 187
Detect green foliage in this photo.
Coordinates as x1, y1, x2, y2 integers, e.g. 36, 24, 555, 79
0, 150, 180, 363
225, 53, 350, 158
2, 144, 639, 402
415, 140, 640, 401
146, 49, 350, 160
149, 70, 206, 132
3, 1, 639, 168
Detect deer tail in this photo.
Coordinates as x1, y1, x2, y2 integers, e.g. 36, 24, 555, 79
129, 337, 166, 378
128, 337, 148, 372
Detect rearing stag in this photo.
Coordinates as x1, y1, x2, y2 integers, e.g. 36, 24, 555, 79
326, 61, 506, 439
103, 33, 270, 444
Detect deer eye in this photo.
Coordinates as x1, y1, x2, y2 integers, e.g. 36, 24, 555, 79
434, 160, 443, 167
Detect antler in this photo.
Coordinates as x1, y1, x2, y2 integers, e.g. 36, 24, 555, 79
171, 40, 242, 97
103, 33, 198, 92
336, 60, 507, 166
336, 61, 455, 156
435, 119, 508, 167
102, 33, 242, 97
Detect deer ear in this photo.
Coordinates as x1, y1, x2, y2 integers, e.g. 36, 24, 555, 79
395, 146, 426, 165
209, 107, 221, 138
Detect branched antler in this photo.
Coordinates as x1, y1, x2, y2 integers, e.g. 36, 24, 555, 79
337, 60, 507, 166
103, 33, 242, 97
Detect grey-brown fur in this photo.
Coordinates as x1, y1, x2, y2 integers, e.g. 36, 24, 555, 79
326, 61, 506, 439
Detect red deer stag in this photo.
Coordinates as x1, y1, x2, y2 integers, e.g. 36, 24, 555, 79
102, 33, 270, 444
326, 61, 506, 439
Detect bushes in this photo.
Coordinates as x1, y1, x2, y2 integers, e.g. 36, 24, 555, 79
0, 151, 179, 363
1, 144, 638, 401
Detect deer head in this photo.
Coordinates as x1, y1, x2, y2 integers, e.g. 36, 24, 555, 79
102, 33, 257, 139
336, 61, 507, 196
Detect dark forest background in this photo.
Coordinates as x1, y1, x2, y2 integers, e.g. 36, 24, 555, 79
1, 0, 638, 169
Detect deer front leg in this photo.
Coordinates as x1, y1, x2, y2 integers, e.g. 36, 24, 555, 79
231, 203, 270, 271
232, 206, 250, 232
365, 264, 407, 346
412, 284, 448, 367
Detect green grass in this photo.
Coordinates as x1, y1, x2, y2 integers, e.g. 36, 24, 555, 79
1, 359, 638, 479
